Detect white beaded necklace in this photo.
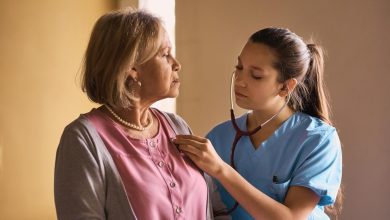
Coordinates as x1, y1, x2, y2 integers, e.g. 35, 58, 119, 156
105, 105, 153, 131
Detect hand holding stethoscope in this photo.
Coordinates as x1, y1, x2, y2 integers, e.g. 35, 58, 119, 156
173, 70, 291, 216
173, 134, 226, 177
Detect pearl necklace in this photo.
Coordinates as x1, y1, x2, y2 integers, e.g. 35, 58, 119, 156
105, 105, 153, 131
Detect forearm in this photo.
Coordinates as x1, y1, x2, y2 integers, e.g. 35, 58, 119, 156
215, 163, 295, 220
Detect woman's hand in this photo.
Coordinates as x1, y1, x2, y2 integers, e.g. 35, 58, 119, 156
173, 135, 227, 177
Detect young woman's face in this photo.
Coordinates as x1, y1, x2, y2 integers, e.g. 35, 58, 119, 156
234, 41, 285, 111
136, 30, 181, 102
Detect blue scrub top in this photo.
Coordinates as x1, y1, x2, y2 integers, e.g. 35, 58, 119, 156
206, 112, 342, 220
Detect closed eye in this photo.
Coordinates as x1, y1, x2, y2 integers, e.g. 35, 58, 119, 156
251, 75, 263, 80
235, 65, 243, 70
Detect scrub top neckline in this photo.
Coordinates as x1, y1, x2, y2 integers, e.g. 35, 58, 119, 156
242, 111, 300, 152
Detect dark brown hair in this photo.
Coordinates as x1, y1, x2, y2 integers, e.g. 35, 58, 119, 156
249, 27, 342, 218
81, 8, 163, 108
250, 28, 331, 123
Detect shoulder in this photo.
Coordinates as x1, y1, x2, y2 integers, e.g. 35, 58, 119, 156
292, 112, 341, 154
58, 114, 102, 153
297, 112, 337, 139
152, 108, 192, 134
62, 115, 94, 138
206, 113, 246, 140
207, 120, 233, 136
160, 110, 188, 124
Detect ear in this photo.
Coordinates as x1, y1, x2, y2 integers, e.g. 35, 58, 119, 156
279, 78, 298, 97
126, 67, 139, 80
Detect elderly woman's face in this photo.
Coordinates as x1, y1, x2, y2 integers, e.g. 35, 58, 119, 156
136, 30, 181, 102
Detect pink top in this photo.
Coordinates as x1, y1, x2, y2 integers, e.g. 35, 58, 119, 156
86, 108, 207, 220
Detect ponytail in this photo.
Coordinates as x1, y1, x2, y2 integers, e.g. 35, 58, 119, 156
290, 43, 332, 125
293, 44, 343, 217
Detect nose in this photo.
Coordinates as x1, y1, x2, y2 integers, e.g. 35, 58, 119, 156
172, 57, 181, 72
234, 71, 246, 87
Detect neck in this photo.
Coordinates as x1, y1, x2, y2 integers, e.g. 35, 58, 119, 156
126, 106, 151, 126
103, 104, 152, 128
248, 104, 295, 130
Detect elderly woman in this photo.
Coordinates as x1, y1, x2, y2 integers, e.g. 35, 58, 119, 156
54, 8, 211, 220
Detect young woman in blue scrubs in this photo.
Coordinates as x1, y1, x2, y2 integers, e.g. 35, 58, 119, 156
174, 28, 342, 219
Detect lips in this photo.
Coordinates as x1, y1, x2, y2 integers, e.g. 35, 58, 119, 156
235, 91, 247, 98
171, 78, 180, 87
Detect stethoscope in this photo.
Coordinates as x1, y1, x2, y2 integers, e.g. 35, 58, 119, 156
214, 71, 291, 216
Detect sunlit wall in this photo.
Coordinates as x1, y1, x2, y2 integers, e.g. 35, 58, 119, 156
0, 1, 115, 219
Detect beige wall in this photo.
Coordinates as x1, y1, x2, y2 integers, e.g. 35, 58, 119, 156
0, 0, 115, 219
176, 0, 390, 219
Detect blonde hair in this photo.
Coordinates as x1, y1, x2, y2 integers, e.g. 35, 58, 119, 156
81, 8, 163, 108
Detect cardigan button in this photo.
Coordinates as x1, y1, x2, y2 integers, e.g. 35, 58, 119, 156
158, 161, 164, 167
149, 141, 156, 148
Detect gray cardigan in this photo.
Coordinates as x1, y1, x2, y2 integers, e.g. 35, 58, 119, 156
54, 111, 216, 220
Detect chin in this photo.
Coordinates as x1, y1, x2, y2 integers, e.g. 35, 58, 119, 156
235, 99, 253, 110
170, 87, 180, 97
162, 91, 179, 99
170, 91, 179, 98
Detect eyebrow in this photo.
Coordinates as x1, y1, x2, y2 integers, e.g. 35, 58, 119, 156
160, 46, 171, 52
237, 56, 264, 71
249, 65, 264, 71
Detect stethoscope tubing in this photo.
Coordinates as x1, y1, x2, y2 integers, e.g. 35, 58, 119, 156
214, 71, 290, 216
